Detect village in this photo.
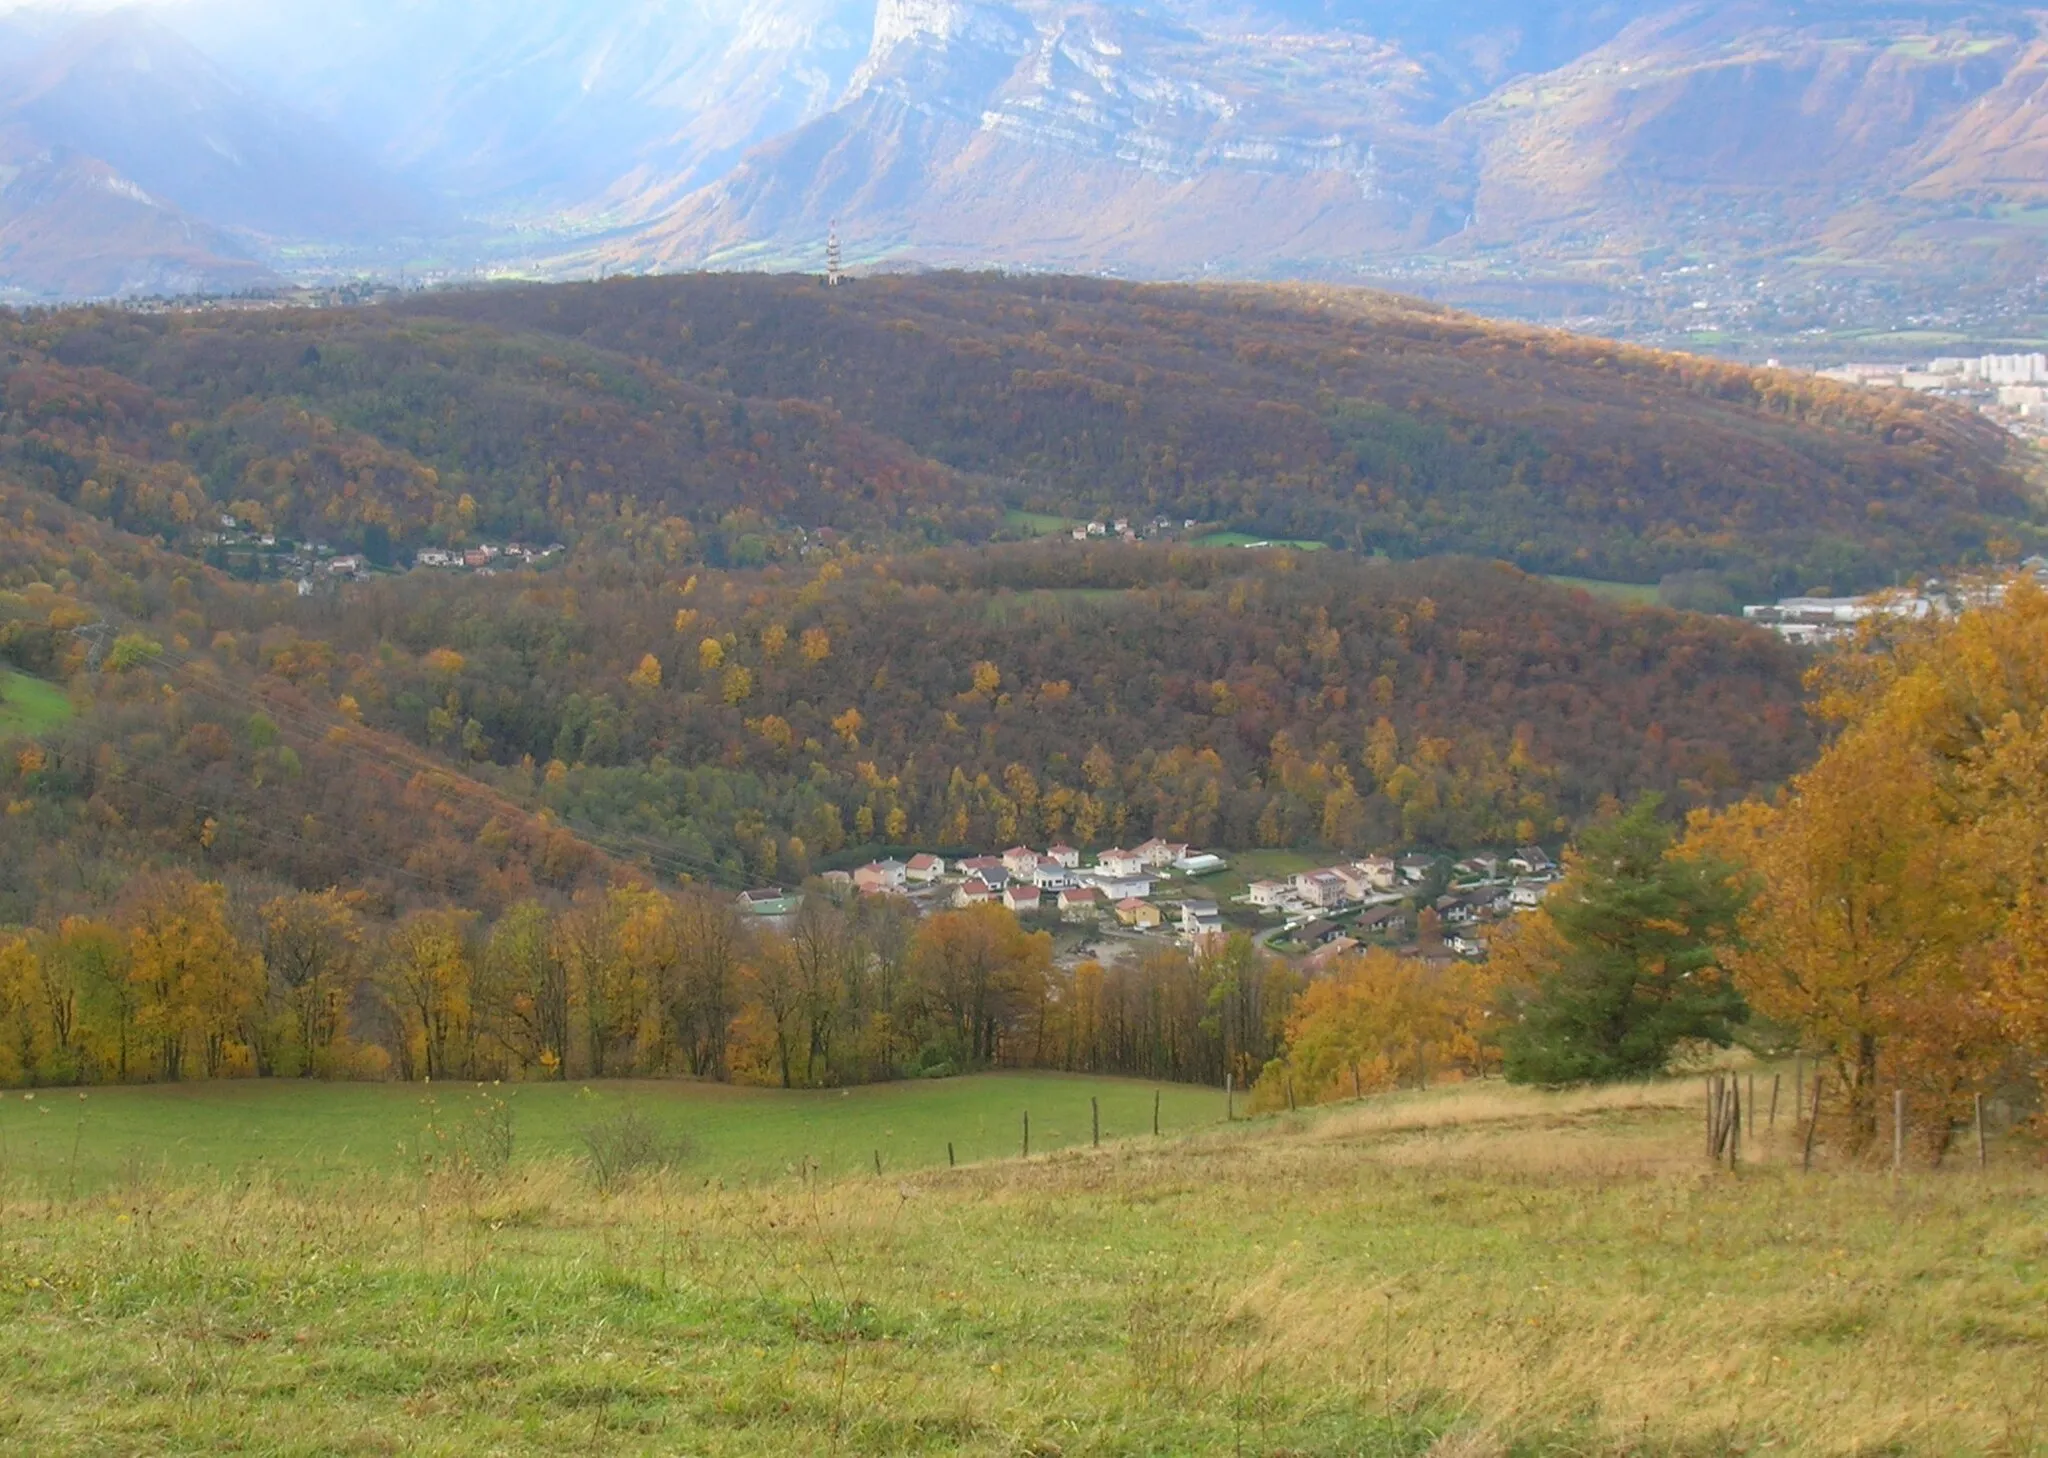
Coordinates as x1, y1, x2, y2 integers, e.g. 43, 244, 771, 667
739, 838, 1563, 969
193, 513, 566, 592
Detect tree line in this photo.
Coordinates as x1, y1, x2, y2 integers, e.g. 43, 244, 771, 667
0, 882, 1298, 1093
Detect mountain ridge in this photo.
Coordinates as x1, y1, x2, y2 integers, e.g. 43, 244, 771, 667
0, 0, 2044, 340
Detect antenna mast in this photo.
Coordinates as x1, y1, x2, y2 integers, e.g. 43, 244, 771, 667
826, 221, 843, 288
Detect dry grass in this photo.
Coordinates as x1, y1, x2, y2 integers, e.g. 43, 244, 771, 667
0, 1079, 2042, 1455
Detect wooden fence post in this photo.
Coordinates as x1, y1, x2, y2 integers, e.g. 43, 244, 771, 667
1769, 1074, 1781, 1132
1352, 1062, 1362, 1101
874, 1149, 882, 1177
1706, 1075, 1720, 1160
1893, 1090, 1906, 1178
1226, 1071, 1235, 1122
1975, 1093, 1987, 1171
1092, 1096, 1100, 1149
1802, 1075, 1823, 1172
1286, 1075, 1296, 1113
1022, 1111, 1030, 1159
948, 1141, 956, 1168
1153, 1088, 1161, 1137
1728, 1078, 1742, 1169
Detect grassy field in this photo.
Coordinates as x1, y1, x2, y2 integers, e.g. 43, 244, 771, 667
0, 669, 72, 737
2, 1077, 2043, 1455
1542, 575, 1662, 607
0, 1073, 1225, 1195
1002, 509, 1079, 537
1176, 847, 1326, 907
1193, 531, 1328, 551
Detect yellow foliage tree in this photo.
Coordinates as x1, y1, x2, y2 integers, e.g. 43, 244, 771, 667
1692, 578, 2048, 1150
628, 653, 664, 689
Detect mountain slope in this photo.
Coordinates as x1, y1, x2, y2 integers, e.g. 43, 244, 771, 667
0, 139, 279, 301
612, 0, 2048, 316
2, 272, 2034, 593
0, 11, 445, 298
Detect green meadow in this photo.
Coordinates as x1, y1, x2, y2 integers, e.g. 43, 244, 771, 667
1541, 575, 1662, 606
0, 670, 71, 737
0, 1073, 1224, 1195
2, 1077, 2043, 1455
1192, 531, 1328, 551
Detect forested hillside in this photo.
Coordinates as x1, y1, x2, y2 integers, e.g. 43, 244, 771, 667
4, 272, 2037, 594
0, 449, 1815, 913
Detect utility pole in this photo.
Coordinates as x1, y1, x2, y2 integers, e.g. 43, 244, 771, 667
72, 620, 111, 672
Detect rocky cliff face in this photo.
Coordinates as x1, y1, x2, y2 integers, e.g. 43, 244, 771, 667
614, 0, 2048, 314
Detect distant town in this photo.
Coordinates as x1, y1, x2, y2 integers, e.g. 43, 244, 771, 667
1742, 560, 2048, 646
1812, 351, 2048, 440
739, 840, 1563, 968
197, 513, 565, 592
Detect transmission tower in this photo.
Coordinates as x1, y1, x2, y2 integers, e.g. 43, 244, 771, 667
826, 221, 843, 288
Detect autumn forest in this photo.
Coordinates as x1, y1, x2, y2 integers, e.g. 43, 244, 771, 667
0, 272, 2043, 1116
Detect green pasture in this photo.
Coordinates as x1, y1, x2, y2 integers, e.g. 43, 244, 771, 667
1191, 531, 1328, 551
0, 1073, 1226, 1195
2, 1079, 2041, 1454
0, 670, 71, 737
1001, 509, 1079, 536
1541, 574, 1661, 606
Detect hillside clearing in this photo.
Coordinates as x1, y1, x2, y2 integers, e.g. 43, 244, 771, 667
0, 670, 70, 737
1, 1078, 2040, 1455
1542, 575, 1663, 606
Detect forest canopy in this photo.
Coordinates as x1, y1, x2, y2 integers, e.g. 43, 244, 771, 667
2, 272, 2036, 594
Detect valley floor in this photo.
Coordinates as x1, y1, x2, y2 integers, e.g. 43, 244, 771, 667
0, 1079, 2041, 1456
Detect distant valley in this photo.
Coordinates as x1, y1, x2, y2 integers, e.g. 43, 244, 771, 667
2, 0, 2047, 347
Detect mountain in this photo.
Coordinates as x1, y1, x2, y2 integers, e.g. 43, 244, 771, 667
620, 0, 2048, 315
2, 272, 2033, 594
0, 10, 441, 298
5, 0, 2048, 333
170, 0, 878, 215
0, 140, 278, 301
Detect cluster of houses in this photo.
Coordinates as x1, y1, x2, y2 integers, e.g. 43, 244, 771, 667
815, 839, 1226, 933
1249, 848, 1560, 966
739, 838, 1563, 967
413, 542, 565, 575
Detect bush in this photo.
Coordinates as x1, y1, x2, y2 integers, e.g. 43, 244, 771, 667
577, 1099, 691, 1193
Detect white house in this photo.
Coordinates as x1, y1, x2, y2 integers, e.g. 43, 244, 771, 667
1293, 871, 1350, 909
1353, 856, 1398, 891
956, 877, 999, 907
1046, 843, 1081, 870
1003, 846, 1041, 879
1090, 874, 1152, 902
1248, 880, 1289, 909
1033, 857, 1075, 891
960, 856, 1008, 886
906, 854, 946, 884
1097, 848, 1146, 878
1134, 839, 1190, 870
1179, 901, 1223, 938
1004, 885, 1043, 915
1058, 886, 1103, 921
